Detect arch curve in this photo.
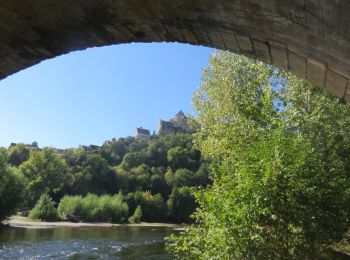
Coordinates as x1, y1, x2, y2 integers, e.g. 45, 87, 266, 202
1, 1, 350, 100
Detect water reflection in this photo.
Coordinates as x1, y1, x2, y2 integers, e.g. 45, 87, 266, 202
0, 226, 178, 259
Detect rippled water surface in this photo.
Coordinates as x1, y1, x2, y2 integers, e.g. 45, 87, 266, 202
0, 225, 179, 259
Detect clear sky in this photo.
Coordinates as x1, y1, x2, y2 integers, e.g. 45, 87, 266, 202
0, 43, 213, 149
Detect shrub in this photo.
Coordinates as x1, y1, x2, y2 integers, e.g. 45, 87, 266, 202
57, 193, 129, 223
29, 194, 58, 221
128, 205, 142, 223
57, 195, 83, 221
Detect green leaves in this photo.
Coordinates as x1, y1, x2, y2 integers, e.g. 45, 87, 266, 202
0, 148, 25, 222
28, 194, 58, 221
20, 148, 68, 206
167, 51, 350, 259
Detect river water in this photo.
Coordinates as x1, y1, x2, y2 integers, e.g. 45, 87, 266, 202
0, 225, 179, 259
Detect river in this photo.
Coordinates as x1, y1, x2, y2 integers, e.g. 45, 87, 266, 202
0, 225, 179, 259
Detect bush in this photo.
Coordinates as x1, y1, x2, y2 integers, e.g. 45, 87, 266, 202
57, 193, 129, 223
29, 194, 58, 221
57, 195, 83, 221
128, 205, 142, 223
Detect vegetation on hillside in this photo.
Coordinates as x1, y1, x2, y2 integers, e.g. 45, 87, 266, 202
1, 132, 211, 223
166, 52, 350, 258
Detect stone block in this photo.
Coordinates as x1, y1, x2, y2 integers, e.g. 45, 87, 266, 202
180, 29, 198, 44
164, 25, 184, 42
252, 39, 271, 64
128, 24, 161, 41
326, 69, 348, 98
207, 30, 225, 50
191, 24, 210, 45
219, 29, 240, 53
288, 51, 306, 78
270, 42, 288, 71
236, 34, 255, 58
307, 59, 326, 88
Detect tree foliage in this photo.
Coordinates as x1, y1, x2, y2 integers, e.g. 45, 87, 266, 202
166, 52, 350, 258
20, 148, 68, 205
29, 194, 58, 221
58, 193, 129, 223
128, 205, 142, 224
0, 148, 25, 222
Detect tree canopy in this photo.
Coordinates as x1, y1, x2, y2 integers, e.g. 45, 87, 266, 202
166, 52, 350, 259
2, 132, 211, 224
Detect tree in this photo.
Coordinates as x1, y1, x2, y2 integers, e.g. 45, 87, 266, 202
167, 187, 197, 223
79, 153, 115, 194
0, 148, 25, 222
167, 147, 190, 169
7, 143, 31, 166
138, 191, 166, 221
29, 194, 58, 221
167, 52, 350, 259
128, 205, 142, 223
20, 148, 68, 206
121, 152, 145, 169
173, 168, 194, 187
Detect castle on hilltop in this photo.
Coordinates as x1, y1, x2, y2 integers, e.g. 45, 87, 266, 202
158, 111, 192, 136
134, 111, 192, 140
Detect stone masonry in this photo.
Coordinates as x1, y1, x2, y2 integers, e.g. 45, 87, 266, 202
0, 1, 350, 101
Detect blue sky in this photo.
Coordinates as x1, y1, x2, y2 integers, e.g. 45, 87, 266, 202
0, 43, 213, 148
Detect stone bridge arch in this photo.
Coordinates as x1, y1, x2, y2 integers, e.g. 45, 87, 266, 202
1, 0, 350, 101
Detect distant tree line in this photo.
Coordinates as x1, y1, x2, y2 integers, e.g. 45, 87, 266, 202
0, 132, 211, 223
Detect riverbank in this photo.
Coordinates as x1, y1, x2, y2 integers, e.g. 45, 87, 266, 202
2, 216, 184, 229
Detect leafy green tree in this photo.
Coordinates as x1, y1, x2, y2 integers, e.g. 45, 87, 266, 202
173, 168, 194, 187
121, 152, 145, 169
167, 187, 197, 223
0, 148, 25, 222
7, 143, 31, 166
114, 166, 134, 192
164, 169, 175, 187
193, 163, 211, 186
167, 147, 190, 169
167, 52, 350, 259
20, 148, 68, 206
100, 137, 133, 165
138, 191, 166, 221
128, 205, 142, 223
132, 164, 151, 190
150, 167, 169, 198
145, 140, 168, 167
80, 153, 115, 194
29, 194, 58, 221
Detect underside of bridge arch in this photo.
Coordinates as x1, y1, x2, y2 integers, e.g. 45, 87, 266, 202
1, 1, 350, 101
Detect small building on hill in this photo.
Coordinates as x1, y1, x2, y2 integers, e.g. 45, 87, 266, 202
135, 127, 151, 140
